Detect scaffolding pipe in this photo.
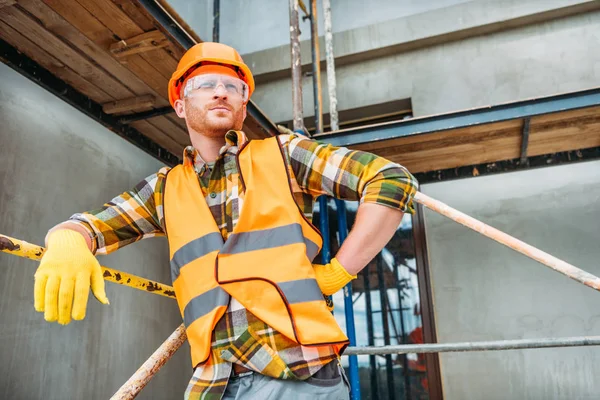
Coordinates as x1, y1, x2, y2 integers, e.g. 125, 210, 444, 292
322, 0, 339, 131
376, 256, 395, 400
392, 263, 411, 400
335, 199, 362, 400
412, 192, 600, 291
212, 0, 220, 42
288, 0, 304, 131
345, 336, 600, 356
309, 0, 323, 134
363, 264, 380, 400
111, 324, 187, 400
0, 234, 176, 299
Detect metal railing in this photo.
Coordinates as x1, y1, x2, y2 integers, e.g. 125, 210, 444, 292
2, 188, 599, 399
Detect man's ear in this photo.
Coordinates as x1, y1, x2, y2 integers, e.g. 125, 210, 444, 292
242, 103, 247, 121
174, 99, 186, 118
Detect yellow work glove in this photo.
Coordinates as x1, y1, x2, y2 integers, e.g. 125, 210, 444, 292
313, 257, 357, 296
34, 229, 109, 325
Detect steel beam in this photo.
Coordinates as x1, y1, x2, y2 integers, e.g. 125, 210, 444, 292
316, 88, 600, 147
137, 0, 278, 137
0, 39, 180, 166
520, 117, 531, 164
415, 146, 600, 184
345, 336, 600, 355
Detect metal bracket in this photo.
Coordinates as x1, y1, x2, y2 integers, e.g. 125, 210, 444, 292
520, 117, 531, 165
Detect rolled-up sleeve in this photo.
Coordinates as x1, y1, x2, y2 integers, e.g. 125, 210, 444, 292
281, 134, 419, 213
66, 167, 169, 255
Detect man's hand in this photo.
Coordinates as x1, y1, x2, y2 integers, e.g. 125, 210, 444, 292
34, 229, 109, 325
313, 257, 357, 296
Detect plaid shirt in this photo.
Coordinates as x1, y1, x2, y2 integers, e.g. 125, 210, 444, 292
66, 131, 418, 399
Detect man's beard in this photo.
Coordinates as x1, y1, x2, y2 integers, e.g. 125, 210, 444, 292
185, 99, 244, 137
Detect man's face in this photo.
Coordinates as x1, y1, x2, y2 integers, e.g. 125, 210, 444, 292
174, 73, 247, 138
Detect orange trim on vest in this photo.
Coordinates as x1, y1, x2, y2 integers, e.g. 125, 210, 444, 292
164, 137, 348, 367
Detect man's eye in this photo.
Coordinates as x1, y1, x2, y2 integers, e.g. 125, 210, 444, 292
225, 84, 239, 93
199, 81, 216, 89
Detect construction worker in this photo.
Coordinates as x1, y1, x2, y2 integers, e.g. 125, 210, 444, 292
33, 42, 418, 399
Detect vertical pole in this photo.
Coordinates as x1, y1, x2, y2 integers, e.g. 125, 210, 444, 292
393, 263, 411, 399
212, 0, 220, 42
318, 196, 335, 310
335, 199, 361, 400
321, 0, 339, 131
309, 0, 323, 134
318, 197, 331, 264
363, 264, 380, 400
288, 0, 304, 131
376, 255, 396, 400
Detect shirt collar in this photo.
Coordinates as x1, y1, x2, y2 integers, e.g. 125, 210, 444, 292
182, 130, 249, 167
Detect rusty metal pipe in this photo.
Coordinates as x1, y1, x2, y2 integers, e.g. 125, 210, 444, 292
288, 0, 304, 131
110, 324, 188, 400
309, 0, 323, 134
413, 191, 600, 291
345, 336, 600, 355
322, 0, 339, 132
0, 234, 176, 299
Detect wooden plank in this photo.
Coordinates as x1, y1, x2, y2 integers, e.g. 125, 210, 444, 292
19, 0, 156, 97
75, 0, 178, 79
137, 47, 178, 79
111, 0, 185, 60
130, 120, 184, 156
1, 6, 133, 100
528, 119, 600, 156
0, 0, 16, 9
530, 105, 600, 125
383, 114, 600, 173
110, 30, 169, 58
0, 20, 113, 103
124, 55, 170, 99
364, 126, 521, 159
389, 141, 521, 173
110, 0, 155, 31
351, 119, 522, 152
103, 95, 156, 114
146, 115, 190, 147
42, 0, 116, 48
75, 0, 143, 39
41, 0, 171, 101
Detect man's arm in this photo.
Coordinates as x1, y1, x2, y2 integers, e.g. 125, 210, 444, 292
336, 202, 404, 276
35, 167, 169, 325
279, 133, 418, 287
46, 167, 169, 254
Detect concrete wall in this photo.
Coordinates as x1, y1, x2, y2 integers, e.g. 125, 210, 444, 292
251, 4, 600, 123
0, 63, 190, 399
166, 1, 600, 125
421, 160, 600, 399
168, 0, 472, 54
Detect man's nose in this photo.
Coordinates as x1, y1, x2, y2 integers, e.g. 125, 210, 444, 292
213, 84, 228, 99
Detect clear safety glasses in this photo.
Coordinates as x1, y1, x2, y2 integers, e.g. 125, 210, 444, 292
183, 74, 249, 102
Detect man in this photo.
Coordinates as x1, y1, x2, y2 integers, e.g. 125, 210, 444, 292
34, 42, 418, 399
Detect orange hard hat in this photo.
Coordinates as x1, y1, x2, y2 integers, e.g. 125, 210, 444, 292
168, 42, 255, 107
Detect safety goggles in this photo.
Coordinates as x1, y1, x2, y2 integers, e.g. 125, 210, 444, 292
182, 74, 249, 102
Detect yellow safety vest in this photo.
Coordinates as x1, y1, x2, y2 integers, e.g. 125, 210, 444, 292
164, 137, 349, 367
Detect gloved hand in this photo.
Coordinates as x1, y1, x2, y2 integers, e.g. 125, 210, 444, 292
34, 229, 109, 325
313, 257, 357, 296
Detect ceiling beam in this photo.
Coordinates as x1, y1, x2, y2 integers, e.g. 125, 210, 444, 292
0, 39, 180, 166
315, 88, 600, 147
